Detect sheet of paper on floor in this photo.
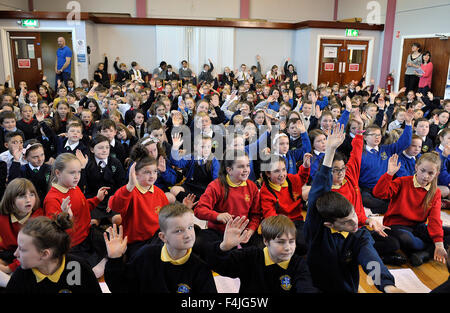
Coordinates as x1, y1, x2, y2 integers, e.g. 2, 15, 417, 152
441, 211, 450, 227
389, 268, 431, 293
214, 275, 240, 293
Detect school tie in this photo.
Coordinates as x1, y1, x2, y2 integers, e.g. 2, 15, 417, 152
32, 168, 39, 173
370, 149, 377, 154
304, 117, 309, 121
161, 118, 165, 124
66, 146, 71, 152
98, 161, 106, 168
136, 126, 141, 138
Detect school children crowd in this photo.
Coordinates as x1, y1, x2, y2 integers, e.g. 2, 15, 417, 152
0, 49, 449, 294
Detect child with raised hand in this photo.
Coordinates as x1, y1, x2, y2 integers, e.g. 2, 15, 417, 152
43, 153, 110, 277
373, 153, 450, 266
194, 150, 263, 255
359, 108, 414, 214
205, 215, 318, 293
5, 212, 101, 293
260, 154, 312, 255
271, 118, 311, 175
103, 203, 217, 293
170, 133, 220, 203
8, 140, 51, 202
304, 123, 404, 293
0, 178, 43, 276
107, 158, 170, 259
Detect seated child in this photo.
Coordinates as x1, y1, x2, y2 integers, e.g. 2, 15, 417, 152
103, 203, 217, 293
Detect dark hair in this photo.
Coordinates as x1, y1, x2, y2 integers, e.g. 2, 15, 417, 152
316, 191, 353, 223
90, 134, 110, 148
332, 151, 348, 164
135, 156, 157, 172
218, 149, 249, 201
21, 213, 73, 261
412, 42, 422, 52
0, 178, 40, 215
0, 111, 16, 124
5, 131, 24, 143
98, 119, 117, 131
24, 139, 44, 157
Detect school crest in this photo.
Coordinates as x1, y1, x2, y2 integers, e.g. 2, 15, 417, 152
177, 283, 191, 293
244, 194, 251, 202
380, 152, 388, 160
422, 145, 429, 153
45, 172, 51, 183
155, 206, 161, 214
111, 165, 117, 173
280, 275, 292, 291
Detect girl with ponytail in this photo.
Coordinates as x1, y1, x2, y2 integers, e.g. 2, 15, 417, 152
259, 153, 312, 255
373, 152, 450, 266
5, 212, 101, 293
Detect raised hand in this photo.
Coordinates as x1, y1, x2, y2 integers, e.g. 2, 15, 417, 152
157, 155, 166, 172
326, 123, 345, 150
220, 216, 250, 251
182, 193, 198, 210
97, 187, 110, 201
61, 196, 73, 218
126, 162, 138, 192
75, 149, 88, 169
171, 133, 184, 150
302, 153, 312, 168
104, 224, 128, 259
344, 96, 352, 112
217, 212, 233, 224
387, 154, 401, 176
404, 108, 414, 125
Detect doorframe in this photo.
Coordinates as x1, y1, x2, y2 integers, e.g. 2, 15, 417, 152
395, 33, 450, 93
1, 26, 78, 88
314, 34, 375, 88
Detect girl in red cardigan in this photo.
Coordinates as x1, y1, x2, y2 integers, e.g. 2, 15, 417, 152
194, 150, 263, 257
43, 153, 109, 277
0, 178, 43, 278
373, 152, 450, 266
107, 156, 170, 259
260, 153, 311, 255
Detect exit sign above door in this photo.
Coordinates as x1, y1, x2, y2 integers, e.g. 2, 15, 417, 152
21, 19, 39, 28
345, 29, 359, 37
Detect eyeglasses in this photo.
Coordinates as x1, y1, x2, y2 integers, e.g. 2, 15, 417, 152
366, 133, 382, 138
332, 166, 347, 174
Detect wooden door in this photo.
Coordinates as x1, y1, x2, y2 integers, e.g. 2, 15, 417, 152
343, 40, 369, 84
318, 39, 345, 85
318, 39, 369, 87
9, 32, 43, 91
400, 37, 450, 97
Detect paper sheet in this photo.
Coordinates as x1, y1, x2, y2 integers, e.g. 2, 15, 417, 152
441, 211, 450, 227
214, 275, 240, 293
389, 268, 431, 293
99, 282, 111, 293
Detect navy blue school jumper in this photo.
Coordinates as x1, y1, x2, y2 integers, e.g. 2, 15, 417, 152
83, 156, 127, 221
304, 165, 396, 293
56, 137, 89, 157
396, 152, 420, 178
278, 132, 311, 175
8, 162, 52, 202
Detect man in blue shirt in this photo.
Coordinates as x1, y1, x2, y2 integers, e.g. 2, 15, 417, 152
55, 37, 72, 90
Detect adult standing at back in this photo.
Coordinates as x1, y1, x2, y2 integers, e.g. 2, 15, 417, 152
55, 37, 72, 90
416, 51, 433, 95
404, 42, 422, 93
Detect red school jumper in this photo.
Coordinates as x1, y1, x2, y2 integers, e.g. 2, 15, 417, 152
373, 173, 443, 243
331, 134, 368, 227
0, 208, 43, 271
260, 165, 310, 221
107, 184, 169, 244
44, 184, 100, 247
194, 177, 262, 233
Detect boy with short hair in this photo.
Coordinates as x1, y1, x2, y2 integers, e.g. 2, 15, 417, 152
0, 111, 24, 153
56, 122, 88, 156
98, 119, 126, 165
205, 215, 318, 293
103, 203, 217, 293
0, 131, 26, 176
414, 118, 433, 153
304, 123, 404, 293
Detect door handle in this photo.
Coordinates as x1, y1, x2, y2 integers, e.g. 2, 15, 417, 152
338, 62, 342, 73
37, 58, 42, 71
342, 62, 346, 73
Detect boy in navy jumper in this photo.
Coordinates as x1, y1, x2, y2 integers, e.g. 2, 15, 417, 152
304, 123, 403, 293
359, 109, 414, 214
55, 122, 89, 156
396, 134, 422, 178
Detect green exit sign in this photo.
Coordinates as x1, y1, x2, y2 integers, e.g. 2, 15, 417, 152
21, 19, 39, 28
346, 29, 359, 37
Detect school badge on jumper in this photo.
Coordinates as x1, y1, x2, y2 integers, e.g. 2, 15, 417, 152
177, 283, 191, 293
45, 173, 50, 183
422, 145, 429, 152
380, 152, 388, 160
245, 194, 251, 202
111, 165, 116, 173
155, 206, 161, 214
280, 275, 292, 291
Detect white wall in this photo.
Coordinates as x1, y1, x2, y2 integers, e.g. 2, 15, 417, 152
391, 0, 450, 90
292, 29, 312, 84
34, 0, 136, 16
147, 0, 240, 20
0, 0, 28, 11
234, 28, 295, 74
337, 0, 388, 24
249, 0, 334, 22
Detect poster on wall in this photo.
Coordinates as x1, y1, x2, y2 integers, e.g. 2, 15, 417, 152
445, 59, 450, 100
18, 59, 31, 68
349, 64, 360, 72
323, 46, 338, 58
324, 63, 335, 71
